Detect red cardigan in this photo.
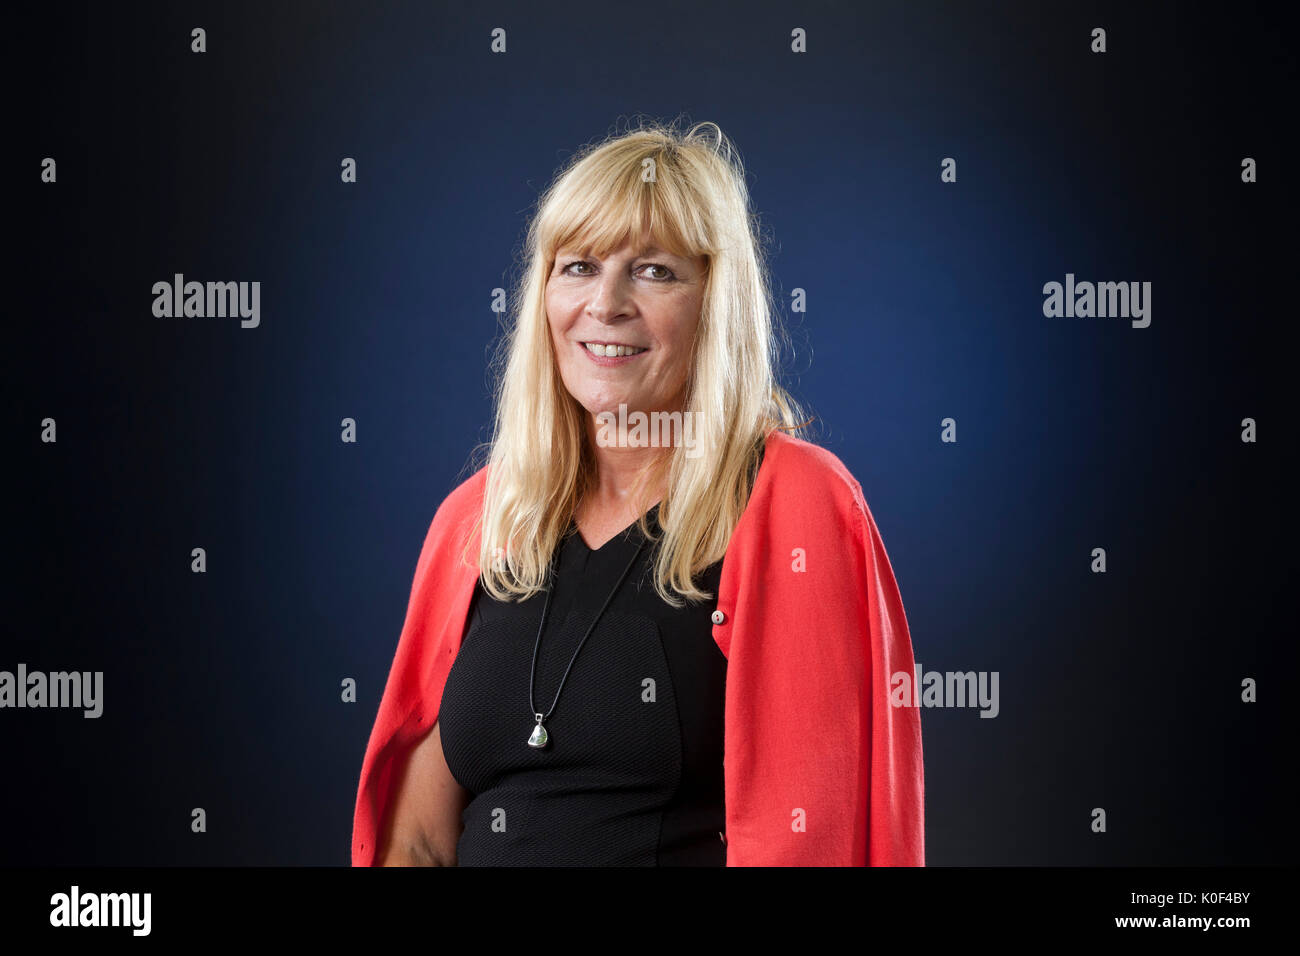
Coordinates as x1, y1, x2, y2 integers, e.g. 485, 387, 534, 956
351, 428, 925, 865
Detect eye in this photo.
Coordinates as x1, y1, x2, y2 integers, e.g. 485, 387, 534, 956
557, 260, 676, 281
639, 264, 675, 281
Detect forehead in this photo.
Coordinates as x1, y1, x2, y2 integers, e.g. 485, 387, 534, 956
557, 240, 682, 259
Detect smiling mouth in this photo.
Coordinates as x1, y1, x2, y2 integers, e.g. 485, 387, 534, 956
581, 341, 648, 357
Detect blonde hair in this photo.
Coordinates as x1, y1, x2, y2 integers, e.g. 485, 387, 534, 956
465, 117, 811, 607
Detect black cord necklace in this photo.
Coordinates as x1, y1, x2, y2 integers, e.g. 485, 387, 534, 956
526, 531, 647, 749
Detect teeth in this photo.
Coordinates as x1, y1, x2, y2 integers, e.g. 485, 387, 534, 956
584, 342, 646, 357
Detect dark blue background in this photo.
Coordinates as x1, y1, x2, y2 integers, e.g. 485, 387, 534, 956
9, 0, 1292, 865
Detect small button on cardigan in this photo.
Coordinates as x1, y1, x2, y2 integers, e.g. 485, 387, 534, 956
351, 428, 925, 866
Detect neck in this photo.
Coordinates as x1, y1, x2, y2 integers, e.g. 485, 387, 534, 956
582, 412, 671, 513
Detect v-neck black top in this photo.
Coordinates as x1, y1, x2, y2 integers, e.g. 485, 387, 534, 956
437, 503, 728, 866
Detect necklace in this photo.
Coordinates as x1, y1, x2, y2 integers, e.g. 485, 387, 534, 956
526, 531, 647, 749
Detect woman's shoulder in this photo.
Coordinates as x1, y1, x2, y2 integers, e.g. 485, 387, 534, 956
414, 464, 488, 555
429, 435, 874, 541
760, 428, 868, 512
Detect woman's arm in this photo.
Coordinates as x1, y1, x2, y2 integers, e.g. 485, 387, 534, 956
375, 720, 469, 866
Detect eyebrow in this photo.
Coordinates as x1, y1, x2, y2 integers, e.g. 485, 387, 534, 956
558, 245, 681, 260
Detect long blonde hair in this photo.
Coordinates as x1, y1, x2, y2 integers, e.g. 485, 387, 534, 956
464, 117, 810, 607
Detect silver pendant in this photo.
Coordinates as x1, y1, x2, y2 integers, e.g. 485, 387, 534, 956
527, 713, 549, 749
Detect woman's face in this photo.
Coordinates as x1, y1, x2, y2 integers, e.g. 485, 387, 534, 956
546, 237, 708, 423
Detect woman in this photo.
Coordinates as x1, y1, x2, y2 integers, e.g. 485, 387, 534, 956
352, 120, 924, 866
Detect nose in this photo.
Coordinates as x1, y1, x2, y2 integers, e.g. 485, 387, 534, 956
585, 269, 634, 323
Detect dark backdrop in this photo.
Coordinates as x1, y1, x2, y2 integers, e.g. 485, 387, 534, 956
8, 0, 1292, 865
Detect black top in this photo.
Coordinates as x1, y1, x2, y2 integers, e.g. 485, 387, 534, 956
438, 502, 728, 866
